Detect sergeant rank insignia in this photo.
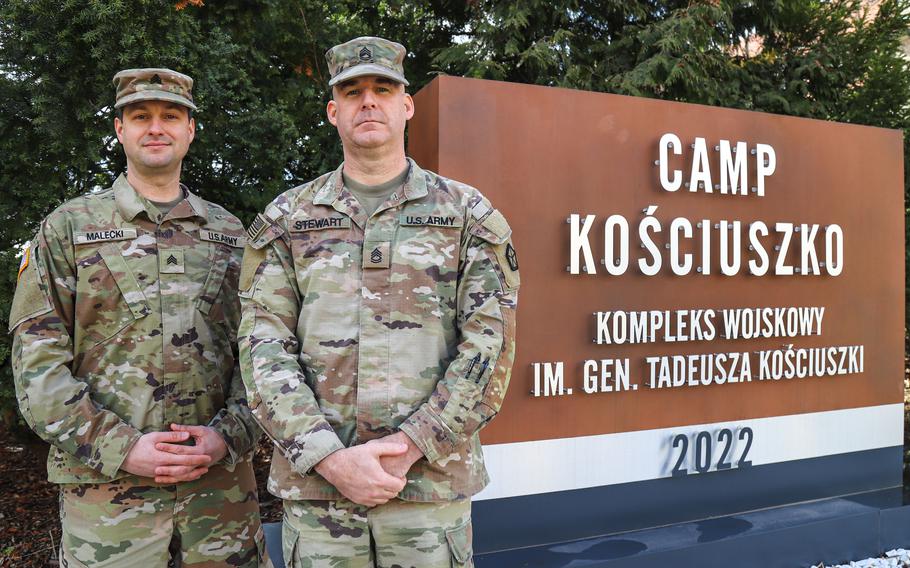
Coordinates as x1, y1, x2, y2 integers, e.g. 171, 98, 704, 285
159, 250, 185, 273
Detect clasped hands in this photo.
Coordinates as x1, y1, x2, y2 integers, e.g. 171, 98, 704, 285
315, 431, 423, 507
121, 423, 228, 483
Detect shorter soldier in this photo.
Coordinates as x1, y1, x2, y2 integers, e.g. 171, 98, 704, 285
239, 37, 519, 567
10, 68, 269, 566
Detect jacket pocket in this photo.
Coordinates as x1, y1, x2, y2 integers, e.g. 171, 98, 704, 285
445, 517, 474, 567
76, 243, 149, 350
195, 245, 231, 315
254, 523, 269, 567
281, 516, 300, 568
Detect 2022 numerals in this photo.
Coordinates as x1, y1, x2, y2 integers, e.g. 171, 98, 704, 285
670, 427, 753, 477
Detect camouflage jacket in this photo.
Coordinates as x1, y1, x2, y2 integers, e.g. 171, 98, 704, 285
9, 174, 258, 484
238, 159, 519, 502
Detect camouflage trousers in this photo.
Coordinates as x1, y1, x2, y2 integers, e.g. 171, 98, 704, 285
59, 461, 271, 567
281, 497, 473, 567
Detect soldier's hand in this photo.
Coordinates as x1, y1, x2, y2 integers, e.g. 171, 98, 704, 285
121, 431, 213, 480
315, 443, 409, 507
369, 432, 424, 478
152, 424, 229, 483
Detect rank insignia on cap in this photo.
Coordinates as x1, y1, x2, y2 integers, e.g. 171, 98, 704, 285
112, 67, 197, 110
325, 36, 409, 87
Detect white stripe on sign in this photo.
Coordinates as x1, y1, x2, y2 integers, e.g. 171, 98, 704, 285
474, 404, 903, 501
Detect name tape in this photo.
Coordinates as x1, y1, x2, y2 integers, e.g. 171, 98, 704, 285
201, 230, 246, 248
399, 214, 462, 228
290, 217, 353, 232
73, 228, 138, 245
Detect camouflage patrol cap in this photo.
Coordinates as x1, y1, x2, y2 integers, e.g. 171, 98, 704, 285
112, 68, 197, 110
325, 36, 409, 87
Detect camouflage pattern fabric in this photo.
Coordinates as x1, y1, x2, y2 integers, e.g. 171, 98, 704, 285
325, 36, 409, 86
10, 173, 258, 482
60, 463, 270, 567
281, 498, 472, 568
10, 174, 266, 564
112, 67, 197, 110
238, 158, 519, 502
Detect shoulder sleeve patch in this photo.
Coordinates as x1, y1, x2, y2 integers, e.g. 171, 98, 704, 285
246, 214, 285, 250
246, 213, 269, 241
493, 241, 520, 291
239, 244, 267, 294
9, 242, 53, 332
467, 208, 519, 290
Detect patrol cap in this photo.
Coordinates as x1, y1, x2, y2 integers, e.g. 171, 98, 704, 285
325, 36, 409, 87
112, 68, 197, 111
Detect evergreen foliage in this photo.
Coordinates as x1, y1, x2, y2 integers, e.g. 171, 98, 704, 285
0, 0, 907, 429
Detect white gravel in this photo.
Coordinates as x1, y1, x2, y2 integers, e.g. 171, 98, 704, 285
815, 549, 910, 567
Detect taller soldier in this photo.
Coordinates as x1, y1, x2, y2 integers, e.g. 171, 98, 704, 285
10, 69, 269, 566
239, 37, 519, 566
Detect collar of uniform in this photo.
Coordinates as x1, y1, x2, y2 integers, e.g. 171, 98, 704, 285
313, 158, 427, 205
400, 158, 427, 202
313, 163, 346, 206
179, 186, 209, 222
113, 173, 149, 221
114, 174, 208, 223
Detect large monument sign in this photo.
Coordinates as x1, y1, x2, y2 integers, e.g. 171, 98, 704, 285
408, 76, 905, 561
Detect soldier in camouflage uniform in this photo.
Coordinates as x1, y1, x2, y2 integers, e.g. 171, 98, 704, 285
10, 68, 270, 567
238, 37, 519, 567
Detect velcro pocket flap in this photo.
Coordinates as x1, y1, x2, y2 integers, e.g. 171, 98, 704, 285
196, 247, 230, 314
97, 244, 150, 319
445, 518, 473, 565
470, 209, 511, 245
8, 243, 53, 332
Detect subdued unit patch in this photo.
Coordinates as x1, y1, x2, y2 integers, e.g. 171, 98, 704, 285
9, 249, 52, 331
240, 245, 267, 292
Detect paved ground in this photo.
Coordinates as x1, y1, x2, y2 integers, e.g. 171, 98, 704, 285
819, 549, 910, 567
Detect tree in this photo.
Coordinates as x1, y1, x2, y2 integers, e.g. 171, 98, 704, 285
434, 0, 910, 331
0, 0, 472, 430
435, 1, 910, 121
1, 0, 908, 430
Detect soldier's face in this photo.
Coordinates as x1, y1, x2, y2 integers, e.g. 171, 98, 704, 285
327, 76, 414, 151
114, 101, 195, 174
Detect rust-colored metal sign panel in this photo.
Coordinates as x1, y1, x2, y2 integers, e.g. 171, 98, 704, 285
408, 75, 904, 550
410, 75, 903, 444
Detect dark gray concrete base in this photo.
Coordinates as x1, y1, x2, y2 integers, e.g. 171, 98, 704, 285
475, 490, 910, 568
262, 489, 910, 568
472, 447, 903, 553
